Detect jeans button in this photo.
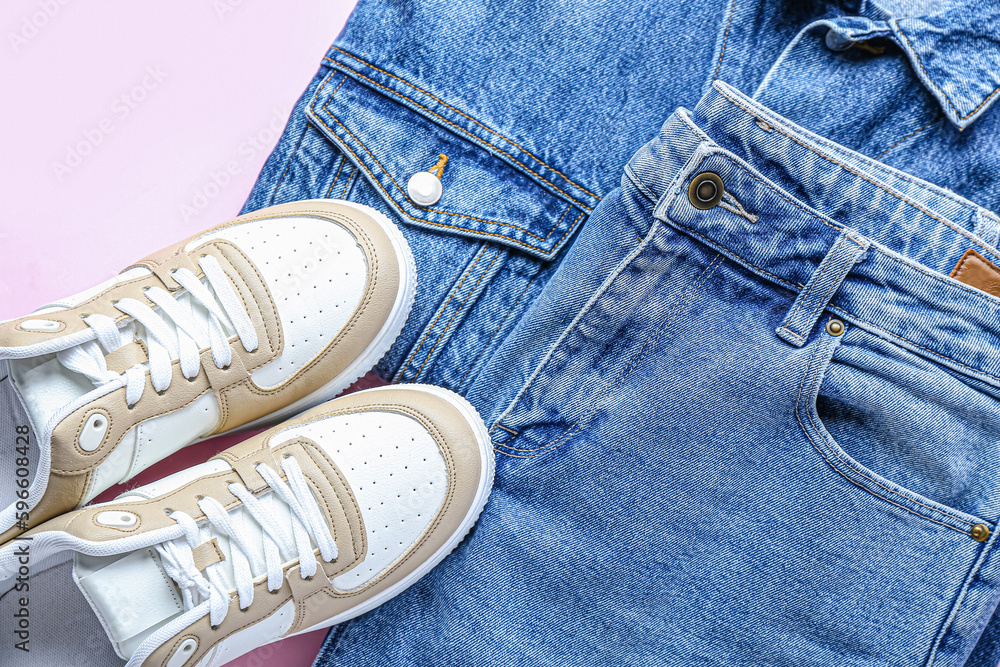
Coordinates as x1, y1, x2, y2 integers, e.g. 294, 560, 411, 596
825, 29, 853, 52
688, 172, 724, 210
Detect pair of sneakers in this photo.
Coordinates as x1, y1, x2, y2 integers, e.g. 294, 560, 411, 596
0, 201, 495, 667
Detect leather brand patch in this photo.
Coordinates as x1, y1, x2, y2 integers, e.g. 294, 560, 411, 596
950, 248, 1000, 298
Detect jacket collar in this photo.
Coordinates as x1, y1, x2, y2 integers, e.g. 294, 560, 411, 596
870, 1, 1000, 129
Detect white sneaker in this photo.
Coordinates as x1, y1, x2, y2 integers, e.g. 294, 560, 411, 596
0, 384, 494, 667
0, 200, 416, 542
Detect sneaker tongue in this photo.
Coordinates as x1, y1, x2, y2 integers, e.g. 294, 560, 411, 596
73, 547, 186, 659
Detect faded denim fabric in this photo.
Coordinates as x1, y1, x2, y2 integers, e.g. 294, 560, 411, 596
239, 0, 1000, 664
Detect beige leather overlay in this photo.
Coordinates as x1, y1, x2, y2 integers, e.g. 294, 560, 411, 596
192, 538, 226, 572
139, 387, 485, 667
1, 200, 404, 539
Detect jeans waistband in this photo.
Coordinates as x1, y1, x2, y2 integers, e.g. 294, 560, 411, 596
626, 81, 1000, 388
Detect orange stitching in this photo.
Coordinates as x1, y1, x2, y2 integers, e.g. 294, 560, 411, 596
321, 68, 593, 219
875, 117, 939, 160
713, 0, 736, 81
317, 87, 542, 240
895, 25, 1000, 122
326, 48, 599, 200
665, 163, 1000, 384
830, 304, 1000, 384
324, 155, 346, 199
269, 74, 349, 206
799, 237, 863, 332
340, 165, 358, 199
459, 273, 540, 386
414, 248, 502, 381
310, 88, 587, 254
398, 245, 490, 378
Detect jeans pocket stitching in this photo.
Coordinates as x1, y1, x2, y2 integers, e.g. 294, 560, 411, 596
795, 332, 981, 534
493, 252, 724, 458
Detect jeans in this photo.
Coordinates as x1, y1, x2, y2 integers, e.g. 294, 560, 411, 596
241, 0, 1000, 664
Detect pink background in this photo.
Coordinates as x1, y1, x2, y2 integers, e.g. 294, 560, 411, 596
0, 2, 361, 665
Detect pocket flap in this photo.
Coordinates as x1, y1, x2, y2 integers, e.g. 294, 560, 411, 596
306, 64, 594, 260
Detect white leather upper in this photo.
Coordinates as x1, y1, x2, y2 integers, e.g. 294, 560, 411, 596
203, 600, 295, 667
277, 411, 448, 591
84, 392, 221, 504
187, 215, 368, 389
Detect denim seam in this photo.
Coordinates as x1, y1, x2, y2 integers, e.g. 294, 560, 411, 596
310, 101, 573, 256
310, 78, 587, 255
494, 253, 723, 457
413, 247, 503, 381
326, 47, 599, 200
714, 82, 987, 222
324, 155, 347, 199
826, 303, 1000, 386
458, 269, 543, 388
712, 0, 736, 81
321, 59, 595, 214
319, 78, 549, 239
396, 244, 491, 381
489, 220, 667, 444
893, 22, 1000, 122
624, 164, 661, 205
796, 235, 866, 337
340, 165, 359, 199
266, 111, 313, 208
664, 155, 1000, 385
701, 150, 1000, 306
925, 524, 1000, 666
875, 115, 941, 161
717, 80, 971, 209
796, 333, 977, 533
716, 83, 994, 244
779, 233, 849, 338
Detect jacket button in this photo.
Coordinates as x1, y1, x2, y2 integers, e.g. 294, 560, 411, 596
407, 171, 443, 206
688, 172, 724, 210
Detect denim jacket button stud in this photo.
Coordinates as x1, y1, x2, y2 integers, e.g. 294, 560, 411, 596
688, 172, 724, 210
971, 524, 991, 542
825, 29, 853, 52
407, 171, 443, 206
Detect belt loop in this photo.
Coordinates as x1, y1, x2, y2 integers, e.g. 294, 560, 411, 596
776, 229, 869, 347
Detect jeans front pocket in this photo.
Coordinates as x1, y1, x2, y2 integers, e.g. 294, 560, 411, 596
487, 195, 725, 459
791, 318, 1000, 666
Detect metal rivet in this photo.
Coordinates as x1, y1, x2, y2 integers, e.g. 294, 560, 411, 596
972, 523, 990, 542
825, 318, 845, 337
688, 172, 724, 210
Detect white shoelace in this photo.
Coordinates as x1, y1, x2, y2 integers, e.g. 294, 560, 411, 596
56, 256, 258, 407
155, 456, 339, 628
